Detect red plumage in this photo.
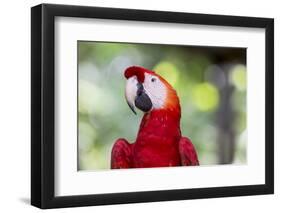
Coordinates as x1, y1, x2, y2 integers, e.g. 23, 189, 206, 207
111, 66, 199, 169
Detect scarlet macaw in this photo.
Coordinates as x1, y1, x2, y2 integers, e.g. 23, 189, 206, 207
111, 66, 199, 168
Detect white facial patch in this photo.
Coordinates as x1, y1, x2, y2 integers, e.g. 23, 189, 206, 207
125, 76, 138, 108
143, 73, 167, 109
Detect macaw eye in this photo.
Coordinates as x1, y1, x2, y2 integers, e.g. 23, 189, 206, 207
151, 78, 156, 82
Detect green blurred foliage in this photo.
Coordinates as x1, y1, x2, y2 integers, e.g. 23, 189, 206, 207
78, 41, 247, 170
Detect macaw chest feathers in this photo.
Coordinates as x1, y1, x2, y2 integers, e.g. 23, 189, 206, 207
132, 110, 182, 167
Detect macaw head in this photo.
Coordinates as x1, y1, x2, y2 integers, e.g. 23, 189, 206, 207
124, 66, 180, 114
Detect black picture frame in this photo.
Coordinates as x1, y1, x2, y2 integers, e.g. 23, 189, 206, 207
31, 3, 274, 209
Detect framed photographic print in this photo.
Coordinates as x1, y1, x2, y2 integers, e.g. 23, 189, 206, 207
31, 3, 274, 209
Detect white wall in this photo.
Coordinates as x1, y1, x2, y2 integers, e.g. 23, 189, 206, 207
0, 0, 279, 212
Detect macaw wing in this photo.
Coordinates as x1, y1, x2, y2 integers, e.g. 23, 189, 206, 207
111, 138, 133, 169
179, 137, 199, 166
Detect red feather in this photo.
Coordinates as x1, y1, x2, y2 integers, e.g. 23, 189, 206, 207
179, 137, 199, 166
111, 138, 133, 169
124, 66, 155, 83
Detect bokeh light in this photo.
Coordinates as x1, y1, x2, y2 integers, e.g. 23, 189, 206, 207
192, 83, 219, 111
153, 61, 179, 87
231, 64, 247, 91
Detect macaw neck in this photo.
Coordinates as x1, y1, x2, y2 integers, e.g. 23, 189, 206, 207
137, 107, 181, 139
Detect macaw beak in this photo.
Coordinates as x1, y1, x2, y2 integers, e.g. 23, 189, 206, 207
125, 76, 152, 114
